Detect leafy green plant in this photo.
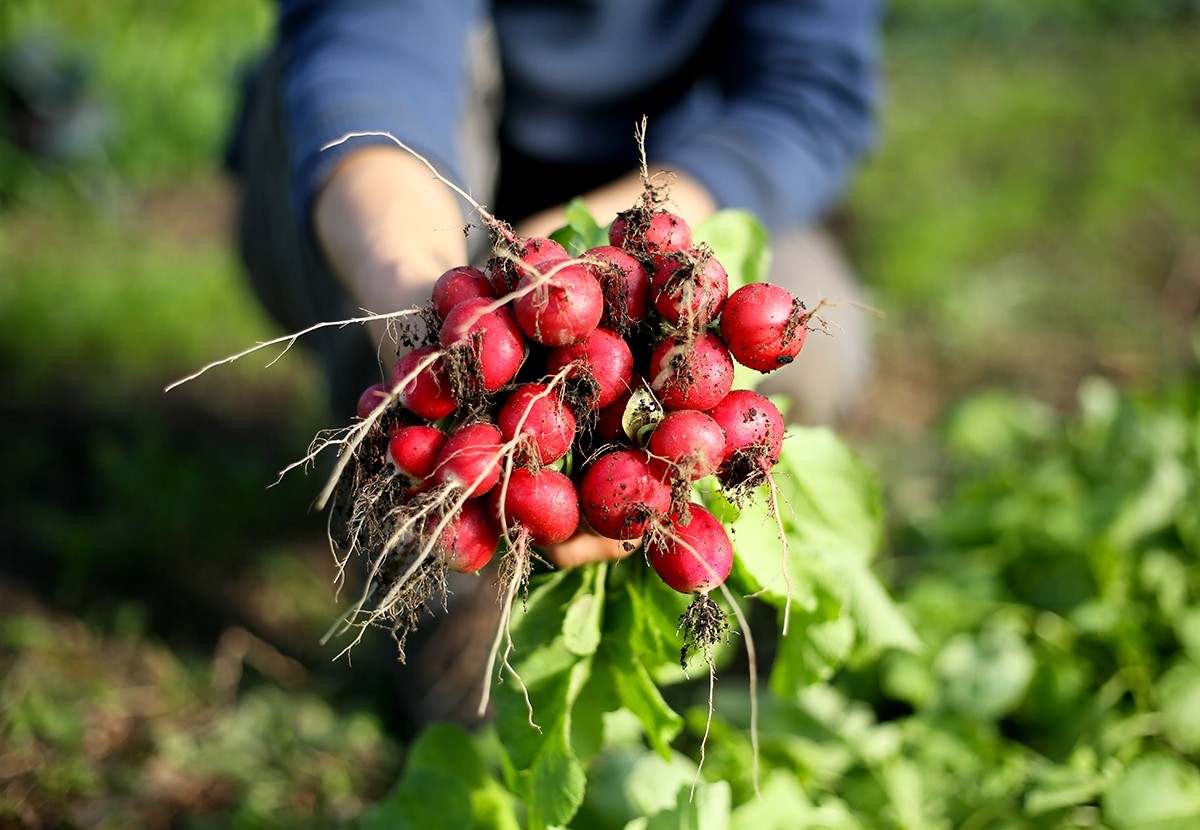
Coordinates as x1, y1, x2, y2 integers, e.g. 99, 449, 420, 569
867, 377, 1200, 828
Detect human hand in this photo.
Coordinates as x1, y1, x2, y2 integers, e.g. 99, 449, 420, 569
543, 526, 640, 568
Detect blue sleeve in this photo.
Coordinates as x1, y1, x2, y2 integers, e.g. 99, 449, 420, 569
650, 0, 883, 230
278, 0, 484, 227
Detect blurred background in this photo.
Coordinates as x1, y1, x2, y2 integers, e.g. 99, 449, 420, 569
2, 0, 1198, 827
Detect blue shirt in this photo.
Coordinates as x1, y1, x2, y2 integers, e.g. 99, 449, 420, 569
277, 0, 882, 232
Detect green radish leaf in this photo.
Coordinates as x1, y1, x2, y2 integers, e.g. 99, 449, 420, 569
724, 426, 919, 661
1156, 659, 1200, 753
770, 613, 855, 692
581, 748, 698, 828
1103, 753, 1200, 830
633, 779, 732, 830
934, 620, 1035, 721
731, 771, 854, 830
550, 198, 609, 255
623, 568, 692, 676
609, 650, 684, 758
494, 568, 603, 829
528, 697, 589, 829
496, 655, 591, 829
601, 573, 685, 755
363, 767, 473, 830
693, 210, 772, 291
396, 723, 522, 830
562, 563, 606, 657
1176, 607, 1200, 662
1026, 758, 1119, 817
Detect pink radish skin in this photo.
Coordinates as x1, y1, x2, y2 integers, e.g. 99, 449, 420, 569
647, 504, 733, 594
642, 211, 693, 261
432, 265, 495, 319
490, 236, 569, 295
356, 382, 389, 420
707, 390, 785, 470
648, 332, 734, 412
545, 327, 635, 410
720, 283, 808, 372
387, 425, 447, 495
438, 298, 525, 391
519, 236, 569, 272
497, 383, 577, 465
432, 422, 505, 497
579, 449, 672, 540
434, 498, 500, 574
512, 259, 604, 347
611, 210, 692, 264
650, 250, 728, 327
648, 410, 725, 481
584, 245, 651, 331
489, 467, 580, 546
391, 346, 458, 420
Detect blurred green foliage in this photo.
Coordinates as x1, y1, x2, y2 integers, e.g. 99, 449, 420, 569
1, 0, 1198, 826
847, 24, 1200, 405
1, 0, 272, 189
0, 607, 398, 828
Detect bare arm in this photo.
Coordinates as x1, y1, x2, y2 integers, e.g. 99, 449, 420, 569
313, 146, 470, 345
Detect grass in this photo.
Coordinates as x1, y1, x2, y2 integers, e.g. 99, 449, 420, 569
1, 2, 1198, 825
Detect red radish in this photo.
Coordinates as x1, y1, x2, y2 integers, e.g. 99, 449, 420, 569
650, 249, 728, 327
579, 448, 672, 540
611, 209, 692, 263
497, 383, 577, 464
545, 327, 635, 410
489, 236, 569, 294
489, 467, 580, 546
391, 346, 458, 420
387, 425, 447, 495
720, 283, 808, 372
648, 332, 734, 412
432, 265, 494, 319
647, 410, 725, 481
356, 382, 390, 420
518, 236, 569, 272
595, 385, 635, 442
438, 298, 525, 391
433, 498, 500, 574
584, 245, 651, 332
512, 259, 604, 346
707, 390, 785, 470
647, 504, 733, 595
432, 422, 504, 497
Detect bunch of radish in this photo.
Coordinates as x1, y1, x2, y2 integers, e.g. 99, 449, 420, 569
339, 192, 817, 661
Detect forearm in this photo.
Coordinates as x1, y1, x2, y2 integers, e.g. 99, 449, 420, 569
314, 146, 469, 341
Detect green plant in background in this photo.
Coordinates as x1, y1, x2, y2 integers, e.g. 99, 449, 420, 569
0, 606, 399, 829
847, 21, 1200, 407
1, 0, 273, 192
865, 376, 1200, 827
2, 0, 1199, 826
